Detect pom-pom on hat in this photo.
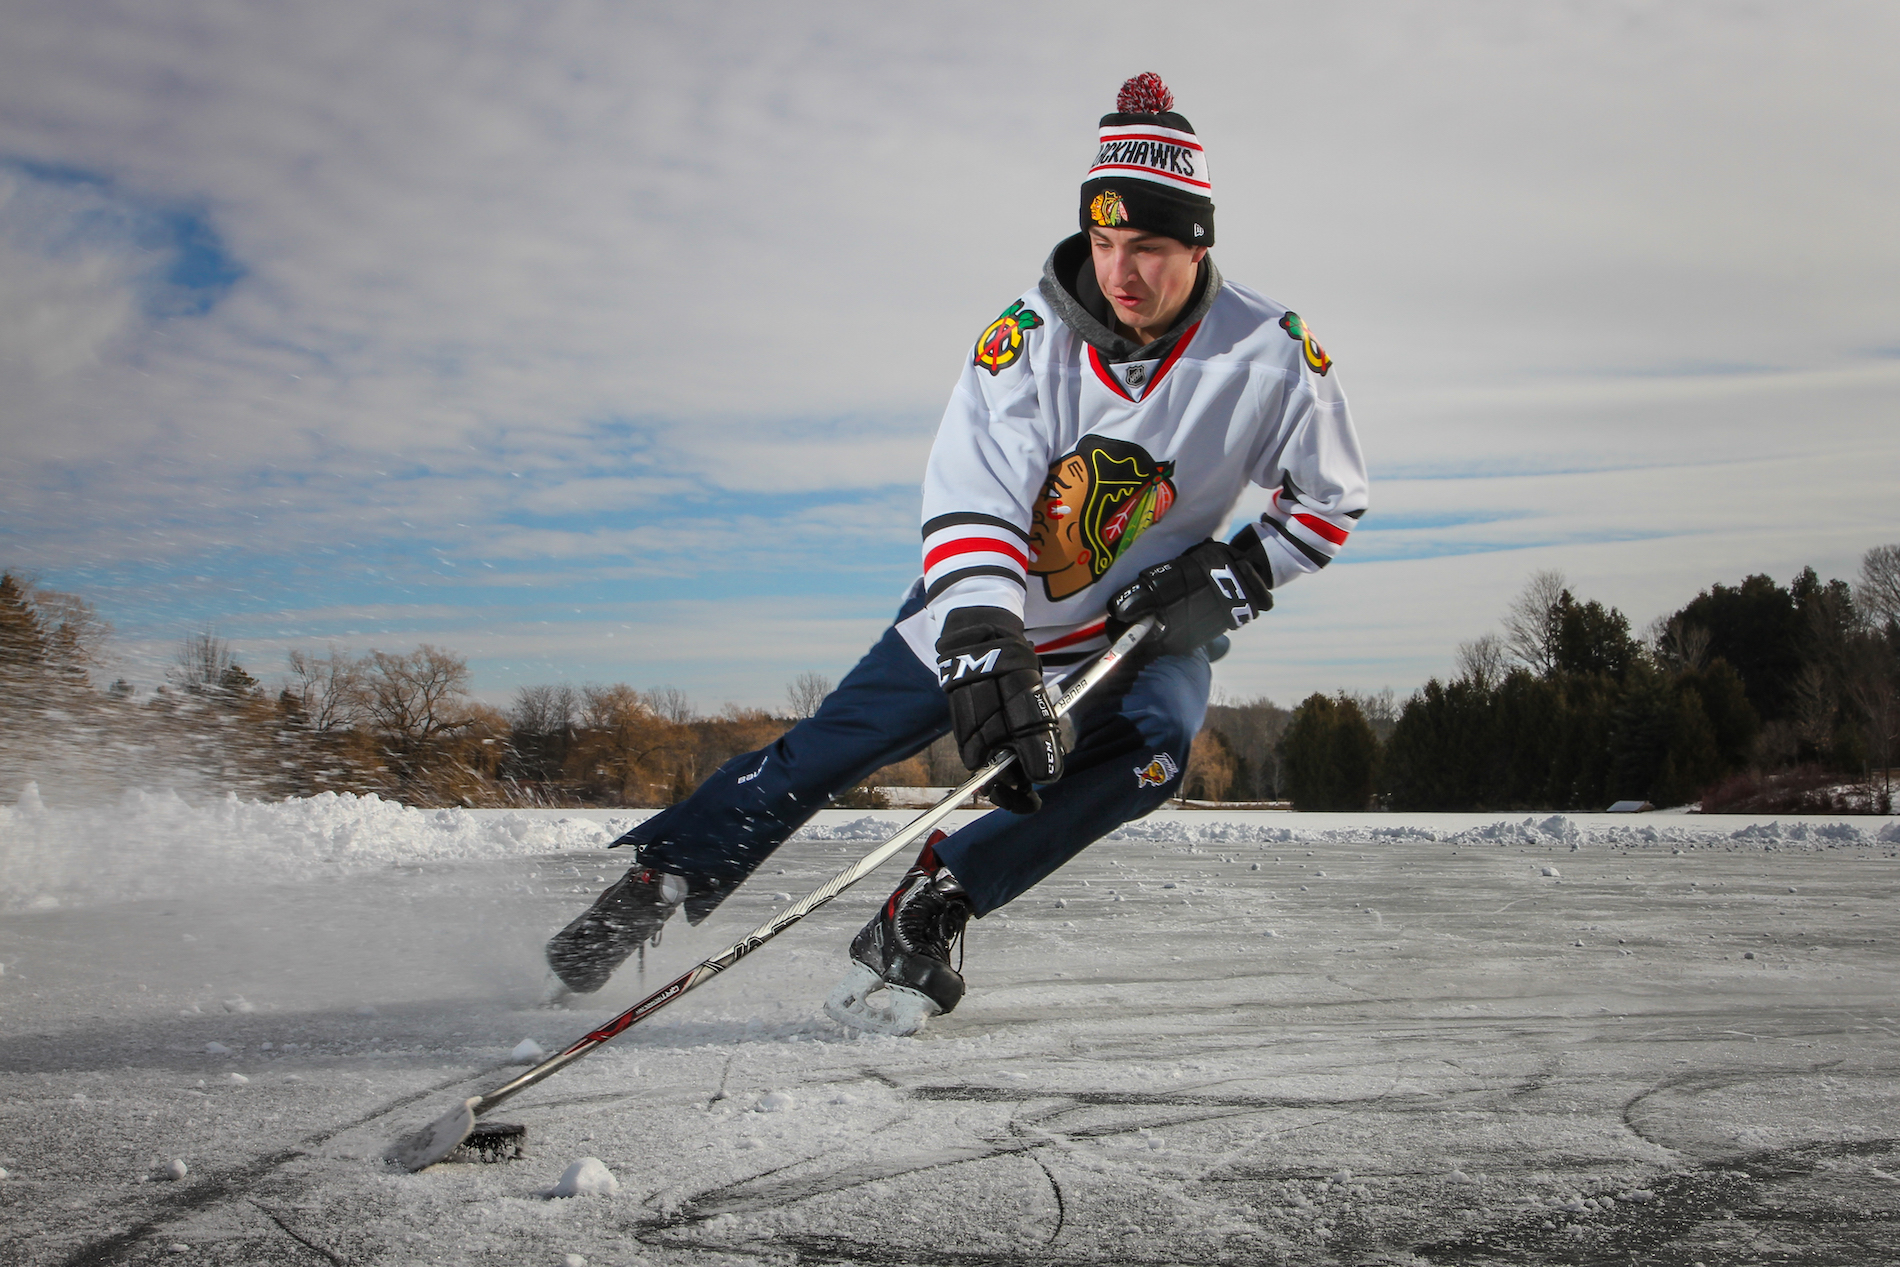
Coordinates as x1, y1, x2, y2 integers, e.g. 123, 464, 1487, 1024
1079, 73, 1214, 248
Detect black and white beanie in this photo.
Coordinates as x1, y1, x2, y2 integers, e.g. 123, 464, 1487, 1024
1078, 73, 1214, 248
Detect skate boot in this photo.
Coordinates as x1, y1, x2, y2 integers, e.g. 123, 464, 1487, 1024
825, 833, 973, 1036
544, 866, 689, 995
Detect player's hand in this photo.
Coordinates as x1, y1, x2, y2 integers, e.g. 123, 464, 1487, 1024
1108, 539, 1273, 656
935, 607, 1063, 814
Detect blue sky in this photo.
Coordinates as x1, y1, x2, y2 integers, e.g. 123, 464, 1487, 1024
2, 2, 1897, 712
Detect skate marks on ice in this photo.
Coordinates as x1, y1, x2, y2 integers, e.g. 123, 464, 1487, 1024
36, 1064, 493, 1267
643, 1061, 1900, 1266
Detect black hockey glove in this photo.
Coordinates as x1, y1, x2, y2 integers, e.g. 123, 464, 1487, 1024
1107, 537, 1273, 656
936, 606, 1063, 814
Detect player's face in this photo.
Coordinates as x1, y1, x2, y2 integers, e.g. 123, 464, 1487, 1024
1088, 228, 1206, 341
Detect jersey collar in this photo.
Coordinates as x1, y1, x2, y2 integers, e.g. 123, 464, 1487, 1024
1087, 321, 1201, 403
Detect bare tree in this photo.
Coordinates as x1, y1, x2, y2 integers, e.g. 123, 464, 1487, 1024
1500, 570, 1569, 675
286, 647, 366, 732
361, 645, 473, 739
1345, 687, 1399, 743
642, 685, 695, 725
28, 586, 109, 682
1650, 615, 1712, 675
1858, 543, 1900, 630
1454, 634, 1506, 689
575, 683, 690, 803
511, 682, 579, 735
172, 629, 239, 696
786, 671, 832, 719
1790, 661, 1836, 755
1183, 727, 1236, 801
1847, 644, 1898, 802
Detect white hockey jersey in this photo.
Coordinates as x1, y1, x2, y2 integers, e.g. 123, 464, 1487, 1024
897, 236, 1368, 671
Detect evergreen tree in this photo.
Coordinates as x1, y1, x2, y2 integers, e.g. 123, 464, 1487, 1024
1672, 574, 1802, 722
1679, 659, 1759, 772
1553, 592, 1639, 679
1383, 679, 1494, 810
1279, 693, 1378, 811
1491, 670, 1565, 805
0, 573, 48, 680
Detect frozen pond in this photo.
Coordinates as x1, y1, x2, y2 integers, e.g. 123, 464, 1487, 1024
3, 796, 1899, 1264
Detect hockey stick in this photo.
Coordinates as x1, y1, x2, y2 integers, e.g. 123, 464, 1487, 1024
385, 614, 1158, 1171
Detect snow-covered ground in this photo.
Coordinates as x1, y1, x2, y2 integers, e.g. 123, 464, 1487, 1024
3, 788, 1898, 1265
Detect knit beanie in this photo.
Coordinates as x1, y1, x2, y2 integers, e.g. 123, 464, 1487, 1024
1078, 73, 1215, 248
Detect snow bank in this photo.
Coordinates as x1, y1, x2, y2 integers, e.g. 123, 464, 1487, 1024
796, 810, 1894, 853
6, 785, 1891, 913
0, 784, 635, 911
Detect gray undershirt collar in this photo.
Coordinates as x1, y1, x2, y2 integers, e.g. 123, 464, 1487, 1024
1038, 232, 1221, 365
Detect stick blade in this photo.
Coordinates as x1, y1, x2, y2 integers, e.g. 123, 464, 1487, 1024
385, 1096, 479, 1172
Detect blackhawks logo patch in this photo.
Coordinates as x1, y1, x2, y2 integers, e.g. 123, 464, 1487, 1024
974, 299, 1043, 376
1279, 311, 1332, 376
1028, 435, 1176, 601
1135, 752, 1180, 788
1088, 189, 1129, 227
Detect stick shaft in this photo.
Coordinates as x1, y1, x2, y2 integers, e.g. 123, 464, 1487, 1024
470, 615, 1156, 1115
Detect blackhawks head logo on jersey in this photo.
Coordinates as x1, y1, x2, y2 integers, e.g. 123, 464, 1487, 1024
973, 299, 1044, 376
1028, 436, 1176, 601
1279, 311, 1332, 376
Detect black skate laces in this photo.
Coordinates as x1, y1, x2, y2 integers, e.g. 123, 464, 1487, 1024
894, 868, 972, 968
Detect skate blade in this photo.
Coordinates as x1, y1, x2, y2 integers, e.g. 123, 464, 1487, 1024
385, 1096, 479, 1172
823, 962, 939, 1037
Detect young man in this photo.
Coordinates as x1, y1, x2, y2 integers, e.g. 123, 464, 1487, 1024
546, 73, 1368, 1031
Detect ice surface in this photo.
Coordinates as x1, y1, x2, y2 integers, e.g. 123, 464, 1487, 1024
1, 795, 1897, 1263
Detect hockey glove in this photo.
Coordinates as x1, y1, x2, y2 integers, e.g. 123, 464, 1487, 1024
935, 606, 1063, 814
1107, 538, 1273, 656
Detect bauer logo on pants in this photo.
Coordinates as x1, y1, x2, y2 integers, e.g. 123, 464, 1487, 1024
1134, 752, 1180, 788
974, 299, 1043, 376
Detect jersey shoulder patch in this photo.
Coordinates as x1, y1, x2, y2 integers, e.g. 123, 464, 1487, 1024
1277, 310, 1333, 376
974, 298, 1043, 376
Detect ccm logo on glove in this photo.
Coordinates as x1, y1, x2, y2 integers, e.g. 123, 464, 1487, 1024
1108, 539, 1273, 655
934, 607, 1064, 814
939, 648, 1002, 684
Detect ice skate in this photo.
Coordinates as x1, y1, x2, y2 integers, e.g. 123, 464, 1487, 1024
545, 866, 688, 994
825, 834, 972, 1037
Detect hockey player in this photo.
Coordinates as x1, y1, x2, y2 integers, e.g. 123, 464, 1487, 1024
546, 72, 1368, 1032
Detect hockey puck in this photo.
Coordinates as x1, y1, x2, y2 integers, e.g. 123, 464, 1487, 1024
449, 1121, 526, 1163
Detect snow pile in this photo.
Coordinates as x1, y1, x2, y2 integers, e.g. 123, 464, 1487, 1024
8, 786, 1891, 915
0, 785, 635, 911
788, 809, 1894, 855
546, 1158, 618, 1198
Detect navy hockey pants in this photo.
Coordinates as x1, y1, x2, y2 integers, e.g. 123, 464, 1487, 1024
618, 588, 1212, 918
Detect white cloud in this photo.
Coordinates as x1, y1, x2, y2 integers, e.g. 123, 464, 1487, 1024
1, 1, 1896, 708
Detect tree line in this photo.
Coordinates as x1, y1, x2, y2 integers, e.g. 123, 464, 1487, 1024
1248, 545, 1900, 812
0, 573, 914, 808
7, 544, 1897, 812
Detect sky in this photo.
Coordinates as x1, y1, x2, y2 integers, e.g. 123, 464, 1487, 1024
1, 1, 1896, 714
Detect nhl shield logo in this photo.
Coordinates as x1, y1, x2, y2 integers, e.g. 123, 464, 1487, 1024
1134, 752, 1180, 788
